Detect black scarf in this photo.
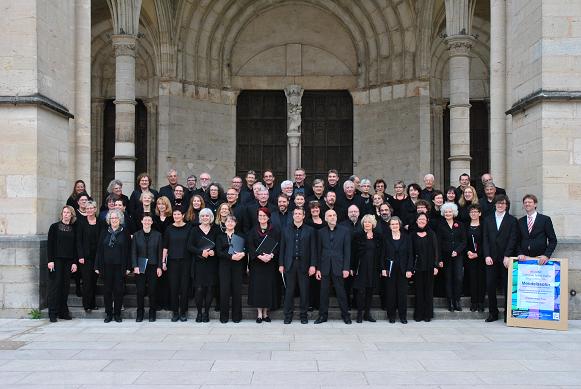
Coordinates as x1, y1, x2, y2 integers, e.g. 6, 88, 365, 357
107, 226, 123, 247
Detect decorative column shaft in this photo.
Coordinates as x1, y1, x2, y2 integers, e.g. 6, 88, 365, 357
91, 99, 106, 205
489, 0, 507, 187
112, 34, 138, 193
144, 99, 158, 186
431, 102, 446, 189
446, 35, 474, 185
75, 0, 91, 192
284, 85, 304, 179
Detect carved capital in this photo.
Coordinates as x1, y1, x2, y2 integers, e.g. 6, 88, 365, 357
445, 35, 475, 57
112, 34, 137, 57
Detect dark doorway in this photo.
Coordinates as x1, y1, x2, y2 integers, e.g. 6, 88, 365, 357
301, 91, 353, 181
443, 101, 489, 187
236, 91, 287, 180
102, 99, 148, 190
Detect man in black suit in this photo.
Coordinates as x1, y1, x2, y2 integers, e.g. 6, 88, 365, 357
292, 168, 313, 198
271, 194, 292, 231
517, 194, 558, 265
314, 209, 352, 324
243, 187, 274, 233
477, 173, 506, 199
159, 169, 179, 203
279, 207, 317, 324
482, 194, 518, 322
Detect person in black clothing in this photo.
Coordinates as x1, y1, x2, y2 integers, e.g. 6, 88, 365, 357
390, 180, 407, 217
129, 173, 159, 216
352, 215, 383, 323
325, 169, 342, 195
205, 183, 225, 214
517, 194, 558, 265
66, 179, 88, 211
279, 207, 317, 324
293, 168, 313, 198
243, 187, 274, 233
358, 178, 373, 214
457, 185, 479, 224
271, 194, 292, 231
412, 213, 441, 322
225, 187, 246, 232
152, 196, 172, 310
100, 179, 130, 214
306, 200, 327, 230
477, 173, 506, 199
163, 207, 193, 322
320, 191, 345, 222
383, 216, 414, 323
482, 194, 518, 322
401, 183, 421, 229
420, 174, 436, 201
216, 215, 246, 323
263, 169, 280, 206
114, 198, 136, 235
76, 200, 105, 313
75, 192, 90, 225
171, 185, 188, 212
159, 169, 180, 203
305, 178, 326, 206
338, 180, 365, 219
247, 207, 281, 322
47, 206, 79, 322
188, 208, 220, 322
132, 213, 163, 322
479, 182, 498, 218
133, 191, 155, 232
95, 209, 131, 323
185, 194, 205, 225
465, 204, 485, 312
445, 186, 458, 204
454, 173, 471, 199
438, 202, 467, 311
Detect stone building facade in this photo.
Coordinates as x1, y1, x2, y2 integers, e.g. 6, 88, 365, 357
0, 0, 580, 317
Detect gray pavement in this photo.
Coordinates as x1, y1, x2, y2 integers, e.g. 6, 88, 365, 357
0, 318, 579, 388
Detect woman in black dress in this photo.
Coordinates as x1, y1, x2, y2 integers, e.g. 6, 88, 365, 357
153, 196, 172, 311
412, 213, 441, 322
383, 216, 414, 324
401, 183, 421, 229
352, 214, 383, 323
129, 173, 159, 216
66, 179, 87, 210
457, 185, 479, 224
466, 204, 485, 312
247, 207, 280, 323
132, 212, 163, 322
205, 183, 225, 215
47, 206, 79, 322
76, 200, 105, 313
162, 207, 193, 322
306, 201, 327, 230
438, 202, 467, 311
185, 194, 205, 225
133, 191, 155, 232
188, 208, 219, 322
216, 215, 245, 323
95, 209, 131, 323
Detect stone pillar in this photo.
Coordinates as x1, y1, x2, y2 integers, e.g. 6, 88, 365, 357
144, 99, 158, 187
284, 85, 304, 179
445, 35, 475, 185
112, 34, 138, 193
489, 0, 507, 188
74, 0, 91, 192
91, 99, 106, 205
431, 102, 446, 189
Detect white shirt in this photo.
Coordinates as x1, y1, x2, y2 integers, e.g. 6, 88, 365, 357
495, 211, 506, 230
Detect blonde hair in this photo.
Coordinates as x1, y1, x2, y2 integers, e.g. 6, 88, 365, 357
61, 205, 77, 224
458, 185, 480, 207
155, 196, 172, 217
215, 203, 231, 225
360, 214, 377, 229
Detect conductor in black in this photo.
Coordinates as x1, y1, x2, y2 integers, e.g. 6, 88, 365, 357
314, 209, 352, 324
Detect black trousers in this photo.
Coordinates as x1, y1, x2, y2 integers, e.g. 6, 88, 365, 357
103, 264, 124, 316
167, 258, 191, 314
309, 277, 320, 309
283, 262, 310, 319
355, 287, 373, 313
219, 259, 244, 321
195, 286, 213, 313
47, 259, 72, 318
156, 271, 170, 310
466, 257, 486, 305
444, 257, 464, 302
486, 259, 508, 315
80, 259, 98, 310
414, 270, 434, 321
385, 271, 409, 320
319, 274, 350, 319
135, 264, 158, 312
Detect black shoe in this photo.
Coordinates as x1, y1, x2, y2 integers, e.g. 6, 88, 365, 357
470, 304, 477, 312
400, 318, 408, 324
364, 313, 376, 322
477, 303, 485, 312
196, 312, 202, 322
180, 313, 187, 322
220, 319, 228, 324
314, 316, 327, 324
233, 319, 241, 323
104, 315, 112, 323
424, 317, 431, 322
114, 314, 122, 323
49, 316, 57, 323
149, 310, 156, 322
75, 284, 82, 298
84, 308, 92, 314
343, 316, 352, 325
454, 301, 462, 311
202, 313, 209, 323
485, 314, 498, 323
256, 317, 263, 323
263, 316, 271, 323
300, 318, 308, 324
447, 300, 454, 312
356, 312, 363, 323
308, 306, 314, 312
283, 318, 292, 324
136, 311, 144, 322
58, 313, 72, 320
171, 313, 179, 322
92, 306, 100, 311
389, 318, 396, 324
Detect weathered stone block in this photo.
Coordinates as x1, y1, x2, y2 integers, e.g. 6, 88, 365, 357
3, 283, 38, 309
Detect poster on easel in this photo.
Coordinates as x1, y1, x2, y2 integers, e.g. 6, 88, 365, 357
507, 257, 568, 331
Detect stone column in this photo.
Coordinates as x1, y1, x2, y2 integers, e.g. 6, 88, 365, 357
91, 99, 106, 205
112, 34, 138, 193
431, 102, 446, 188
489, 0, 507, 187
144, 99, 158, 186
445, 35, 475, 185
284, 85, 304, 179
74, 0, 91, 192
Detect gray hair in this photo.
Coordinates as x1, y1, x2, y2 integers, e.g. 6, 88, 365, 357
343, 180, 355, 190
280, 180, 293, 190
140, 191, 154, 202
106, 179, 123, 194
86, 200, 97, 209
166, 168, 177, 176
360, 214, 377, 228
424, 173, 435, 181
199, 207, 215, 223
389, 216, 403, 229
106, 209, 125, 225
440, 202, 459, 217
484, 182, 496, 189
360, 178, 371, 186
312, 178, 324, 186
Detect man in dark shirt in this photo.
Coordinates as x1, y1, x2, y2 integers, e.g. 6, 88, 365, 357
262, 169, 280, 206
337, 180, 365, 218
321, 191, 345, 222
159, 169, 179, 203
293, 168, 313, 198
420, 173, 437, 201
279, 207, 317, 324
306, 178, 326, 206
271, 194, 291, 231
477, 173, 506, 199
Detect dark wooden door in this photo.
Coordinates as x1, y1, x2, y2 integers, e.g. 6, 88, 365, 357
236, 91, 287, 180
102, 100, 148, 189
301, 91, 353, 181
443, 100, 489, 186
